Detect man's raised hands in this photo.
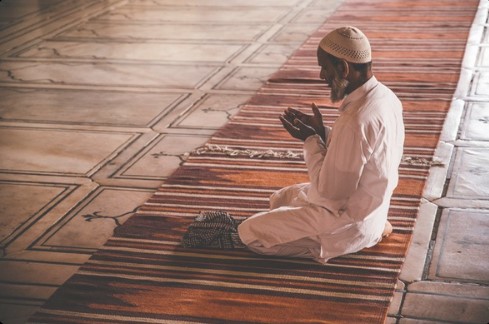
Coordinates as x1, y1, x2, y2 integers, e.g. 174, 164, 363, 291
279, 103, 326, 142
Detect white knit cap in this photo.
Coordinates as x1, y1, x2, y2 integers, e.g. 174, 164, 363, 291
319, 26, 371, 63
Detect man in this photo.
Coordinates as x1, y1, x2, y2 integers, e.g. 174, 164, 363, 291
237, 26, 405, 263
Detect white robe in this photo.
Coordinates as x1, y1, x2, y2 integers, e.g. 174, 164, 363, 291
238, 76, 405, 263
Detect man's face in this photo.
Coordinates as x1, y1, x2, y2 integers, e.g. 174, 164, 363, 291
317, 49, 349, 103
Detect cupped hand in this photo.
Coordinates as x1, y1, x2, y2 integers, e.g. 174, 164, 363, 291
280, 113, 316, 141
283, 103, 326, 141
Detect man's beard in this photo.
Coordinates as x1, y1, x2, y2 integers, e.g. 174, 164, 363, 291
330, 77, 349, 103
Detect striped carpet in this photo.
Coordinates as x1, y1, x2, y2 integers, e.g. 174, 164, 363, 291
31, 0, 479, 323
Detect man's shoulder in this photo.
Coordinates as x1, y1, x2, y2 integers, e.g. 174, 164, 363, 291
374, 81, 402, 103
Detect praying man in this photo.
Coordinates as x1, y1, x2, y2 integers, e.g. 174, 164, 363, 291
237, 26, 405, 264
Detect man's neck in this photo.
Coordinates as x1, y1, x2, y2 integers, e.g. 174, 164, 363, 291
346, 72, 373, 95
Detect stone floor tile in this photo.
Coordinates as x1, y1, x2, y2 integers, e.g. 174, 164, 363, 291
145, 0, 301, 5
36, 187, 154, 251
271, 24, 322, 43
402, 281, 489, 323
0, 0, 63, 20
0, 260, 79, 286
0, 127, 135, 175
388, 289, 404, 317
446, 147, 489, 199
97, 6, 289, 23
246, 44, 301, 64
19, 41, 244, 63
215, 67, 279, 91
439, 99, 464, 142
389, 280, 406, 317
120, 134, 210, 179
0, 283, 57, 300
459, 101, 489, 141
0, 303, 42, 324
310, 0, 342, 8
0, 0, 122, 55
408, 281, 489, 298
173, 94, 251, 129
479, 46, 489, 67
428, 208, 489, 283
0, 61, 217, 89
0, 182, 66, 245
472, 71, 489, 97
399, 200, 437, 283
0, 88, 183, 127
5, 250, 90, 265
292, 7, 337, 23
59, 22, 269, 42
399, 319, 449, 324
3, 181, 98, 255
385, 317, 397, 324
423, 142, 453, 201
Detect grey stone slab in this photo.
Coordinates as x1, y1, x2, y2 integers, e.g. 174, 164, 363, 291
422, 142, 453, 201
215, 67, 278, 91
388, 289, 404, 317
97, 6, 289, 23
428, 208, 489, 282
0, 182, 67, 245
120, 134, 209, 179
60, 22, 269, 41
38, 187, 154, 250
439, 99, 464, 142
0, 128, 135, 175
447, 147, 489, 199
460, 101, 489, 141
408, 281, 489, 299
174, 94, 251, 128
434, 196, 489, 209
402, 282, 489, 323
479, 46, 489, 67
400, 200, 437, 283
0, 88, 182, 127
385, 318, 397, 324
246, 44, 300, 65
472, 71, 489, 96
19, 41, 244, 63
0, 61, 217, 89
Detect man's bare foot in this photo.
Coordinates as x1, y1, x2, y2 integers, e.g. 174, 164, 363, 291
382, 221, 393, 238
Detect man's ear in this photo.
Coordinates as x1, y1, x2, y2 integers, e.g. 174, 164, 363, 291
340, 59, 349, 79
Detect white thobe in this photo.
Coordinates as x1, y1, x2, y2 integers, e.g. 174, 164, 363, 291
238, 76, 405, 263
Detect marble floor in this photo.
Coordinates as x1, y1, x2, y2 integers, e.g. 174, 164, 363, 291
0, 0, 488, 323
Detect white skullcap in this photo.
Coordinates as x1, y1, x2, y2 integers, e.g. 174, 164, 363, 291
319, 26, 371, 64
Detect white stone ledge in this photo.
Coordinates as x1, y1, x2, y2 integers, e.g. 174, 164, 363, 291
399, 199, 438, 283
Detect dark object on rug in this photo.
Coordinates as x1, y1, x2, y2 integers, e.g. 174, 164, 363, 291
182, 210, 246, 249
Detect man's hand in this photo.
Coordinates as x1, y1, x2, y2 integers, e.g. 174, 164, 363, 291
282, 103, 326, 142
280, 111, 317, 142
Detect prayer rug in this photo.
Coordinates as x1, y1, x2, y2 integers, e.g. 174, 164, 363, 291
31, 0, 479, 323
